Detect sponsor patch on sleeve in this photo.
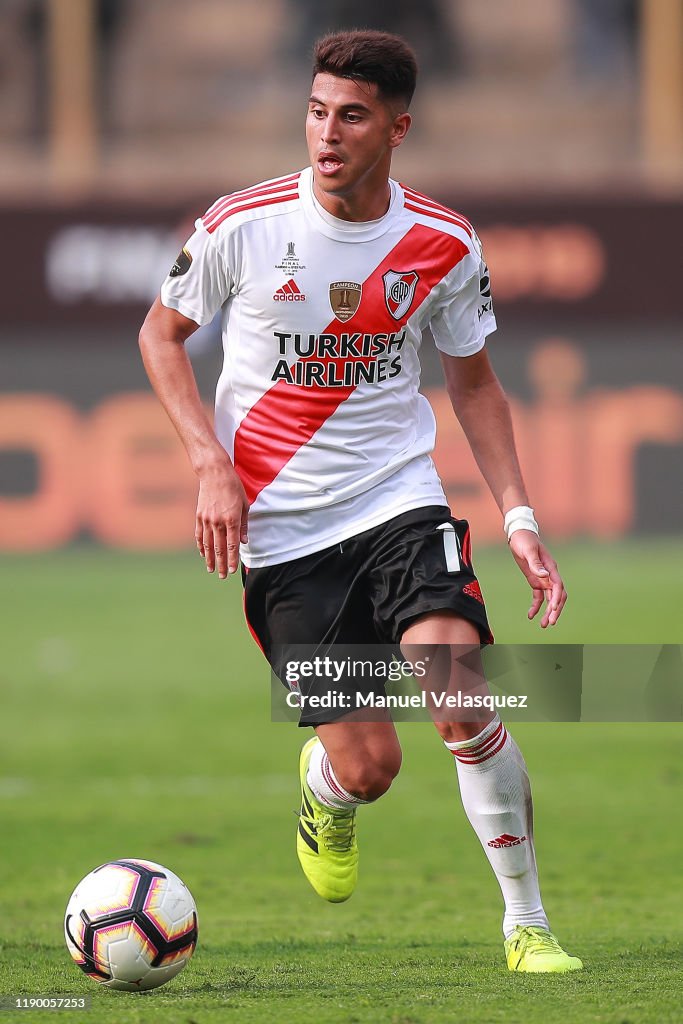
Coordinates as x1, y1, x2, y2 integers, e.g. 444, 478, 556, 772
169, 246, 193, 278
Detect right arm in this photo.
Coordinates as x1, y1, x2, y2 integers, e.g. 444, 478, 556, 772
138, 297, 248, 577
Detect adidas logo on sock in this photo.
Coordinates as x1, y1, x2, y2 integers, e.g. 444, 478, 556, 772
274, 279, 306, 301
487, 833, 528, 848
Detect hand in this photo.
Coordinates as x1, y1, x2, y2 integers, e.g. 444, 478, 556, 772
195, 460, 249, 578
508, 531, 567, 628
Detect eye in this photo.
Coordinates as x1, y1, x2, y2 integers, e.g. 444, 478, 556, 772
309, 107, 325, 119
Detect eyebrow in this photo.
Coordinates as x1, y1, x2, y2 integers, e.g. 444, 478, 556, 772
308, 94, 373, 114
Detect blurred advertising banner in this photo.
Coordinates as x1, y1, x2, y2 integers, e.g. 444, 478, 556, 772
0, 196, 681, 327
0, 331, 680, 552
0, 195, 680, 551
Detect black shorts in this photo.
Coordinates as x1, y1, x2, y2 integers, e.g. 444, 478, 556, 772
243, 505, 493, 725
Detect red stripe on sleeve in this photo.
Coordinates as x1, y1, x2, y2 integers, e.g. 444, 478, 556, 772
404, 201, 475, 238
203, 173, 301, 228
401, 186, 474, 237
204, 190, 299, 234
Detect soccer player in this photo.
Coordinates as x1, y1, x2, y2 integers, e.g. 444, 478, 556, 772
139, 30, 582, 973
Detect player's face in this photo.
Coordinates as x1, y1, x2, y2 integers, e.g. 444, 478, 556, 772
306, 73, 411, 219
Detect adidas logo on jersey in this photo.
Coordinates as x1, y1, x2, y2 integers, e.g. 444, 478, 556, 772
274, 279, 306, 302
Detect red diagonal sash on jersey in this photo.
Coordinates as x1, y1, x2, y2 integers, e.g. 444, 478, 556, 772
233, 223, 468, 504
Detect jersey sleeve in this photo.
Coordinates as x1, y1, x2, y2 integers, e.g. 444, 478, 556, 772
160, 218, 233, 327
429, 232, 496, 357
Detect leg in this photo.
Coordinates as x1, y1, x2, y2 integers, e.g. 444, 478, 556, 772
401, 610, 494, 742
401, 611, 582, 972
404, 612, 548, 936
297, 715, 401, 903
243, 539, 400, 904
314, 717, 402, 801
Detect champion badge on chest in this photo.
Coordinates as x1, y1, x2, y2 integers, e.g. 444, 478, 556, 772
329, 281, 362, 323
383, 270, 419, 321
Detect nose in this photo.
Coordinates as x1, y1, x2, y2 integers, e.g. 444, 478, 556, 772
321, 113, 341, 144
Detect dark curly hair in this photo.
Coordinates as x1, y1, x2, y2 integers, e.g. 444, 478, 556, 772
312, 30, 418, 109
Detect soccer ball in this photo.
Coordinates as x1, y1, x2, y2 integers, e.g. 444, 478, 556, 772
64, 859, 198, 991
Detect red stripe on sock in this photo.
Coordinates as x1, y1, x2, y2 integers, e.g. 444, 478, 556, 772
473, 729, 509, 764
453, 720, 502, 756
321, 753, 351, 802
452, 722, 506, 763
454, 727, 508, 765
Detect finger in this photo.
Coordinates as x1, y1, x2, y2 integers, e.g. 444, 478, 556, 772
213, 523, 228, 579
226, 537, 240, 575
528, 588, 545, 620
542, 584, 568, 627
203, 523, 216, 573
196, 515, 205, 556
240, 505, 249, 545
226, 515, 242, 574
538, 561, 565, 624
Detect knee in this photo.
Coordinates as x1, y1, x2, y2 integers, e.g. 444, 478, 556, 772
435, 712, 497, 746
337, 748, 402, 802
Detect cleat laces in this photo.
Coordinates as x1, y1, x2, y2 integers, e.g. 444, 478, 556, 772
518, 927, 566, 957
316, 811, 356, 853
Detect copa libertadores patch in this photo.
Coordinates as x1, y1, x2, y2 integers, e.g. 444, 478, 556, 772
169, 246, 193, 278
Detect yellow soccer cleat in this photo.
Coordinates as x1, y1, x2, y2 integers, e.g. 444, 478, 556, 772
296, 737, 358, 903
504, 926, 584, 973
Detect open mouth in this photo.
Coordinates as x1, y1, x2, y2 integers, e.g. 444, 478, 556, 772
318, 154, 344, 174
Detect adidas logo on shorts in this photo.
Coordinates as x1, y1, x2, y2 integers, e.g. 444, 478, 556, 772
274, 279, 306, 302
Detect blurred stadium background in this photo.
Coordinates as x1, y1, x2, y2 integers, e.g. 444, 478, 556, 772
1, 0, 681, 555
1, 2, 682, 1019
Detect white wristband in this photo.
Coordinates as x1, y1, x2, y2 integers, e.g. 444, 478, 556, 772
503, 505, 539, 542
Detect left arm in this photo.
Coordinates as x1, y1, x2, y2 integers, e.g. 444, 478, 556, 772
440, 347, 567, 627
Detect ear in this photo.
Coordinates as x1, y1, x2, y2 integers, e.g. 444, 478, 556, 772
389, 112, 412, 150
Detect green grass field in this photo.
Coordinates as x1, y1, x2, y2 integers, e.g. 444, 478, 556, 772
1, 539, 682, 1023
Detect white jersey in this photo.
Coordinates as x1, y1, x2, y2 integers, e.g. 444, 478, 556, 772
161, 167, 496, 567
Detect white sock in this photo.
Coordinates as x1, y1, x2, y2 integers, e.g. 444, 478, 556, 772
306, 738, 368, 811
445, 715, 550, 939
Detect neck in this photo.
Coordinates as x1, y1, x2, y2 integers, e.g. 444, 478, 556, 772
312, 179, 392, 223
